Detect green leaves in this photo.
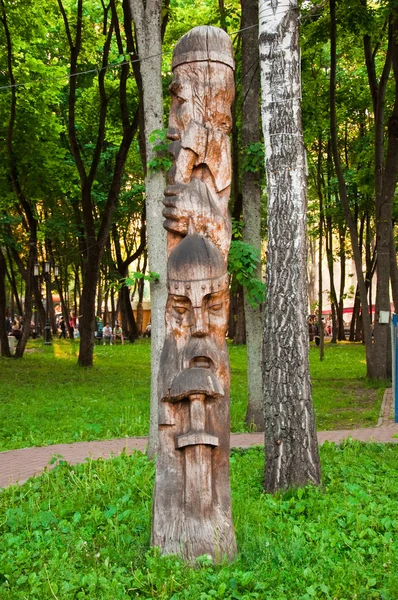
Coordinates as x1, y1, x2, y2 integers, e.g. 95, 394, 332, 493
147, 128, 173, 173
228, 241, 265, 308
1, 443, 398, 598
242, 142, 265, 175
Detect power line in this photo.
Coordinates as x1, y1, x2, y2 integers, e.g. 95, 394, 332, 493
0, 12, 326, 93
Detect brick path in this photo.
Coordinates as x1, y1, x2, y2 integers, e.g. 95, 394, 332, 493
1, 389, 396, 490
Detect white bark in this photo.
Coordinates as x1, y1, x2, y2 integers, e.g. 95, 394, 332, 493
259, 0, 321, 492
129, 0, 167, 458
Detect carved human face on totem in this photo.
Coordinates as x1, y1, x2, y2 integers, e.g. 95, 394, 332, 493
167, 62, 235, 191
167, 288, 229, 358
158, 234, 230, 407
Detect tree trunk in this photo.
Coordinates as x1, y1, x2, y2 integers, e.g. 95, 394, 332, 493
317, 137, 324, 360
77, 255, 99, 367
363, 5, 398, 378
5, 249, 22, 316
233, 286, 246, 345
259, 0, 321, 492
349, 285, 360, 342
14, 253, 34, 359
0, 249, 11, 357
337, 226, 346, 341
330, 0, 375, 374
129, 0, 167, 458
241, 0, 264, 430
390, 224, 398, 311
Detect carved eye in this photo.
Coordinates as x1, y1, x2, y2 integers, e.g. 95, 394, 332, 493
176, 96, 186, 104
209, 303, 223, 313
174, 306, 188, 315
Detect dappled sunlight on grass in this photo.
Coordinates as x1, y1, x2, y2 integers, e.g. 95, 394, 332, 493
0, 339, 388, 450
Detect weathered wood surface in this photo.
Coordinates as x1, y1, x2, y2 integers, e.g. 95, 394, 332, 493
152, 25, 237, 563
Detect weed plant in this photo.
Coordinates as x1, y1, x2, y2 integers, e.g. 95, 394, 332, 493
0, 340, 386, 451
0, 441, 397, 599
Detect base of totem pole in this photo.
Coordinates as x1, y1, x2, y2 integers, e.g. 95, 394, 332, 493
151, 426, 237, 564
151, 514, 237, 565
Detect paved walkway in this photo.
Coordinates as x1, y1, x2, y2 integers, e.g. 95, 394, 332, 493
1, 389, 396, 489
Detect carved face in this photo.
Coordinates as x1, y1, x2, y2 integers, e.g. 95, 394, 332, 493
167, 288, 229, 353
167, 62, 235, 189
168, 62, 234, 138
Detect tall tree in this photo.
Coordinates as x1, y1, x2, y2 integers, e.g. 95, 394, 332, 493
241, 0, 264, 430
259, 0, 321, 492
129, 0, 167, 458
329, 0, 375, 372
57, 0, 139, 366
361, 1, 398, 378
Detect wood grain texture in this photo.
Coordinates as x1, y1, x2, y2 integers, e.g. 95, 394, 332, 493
152, 25, 237, 563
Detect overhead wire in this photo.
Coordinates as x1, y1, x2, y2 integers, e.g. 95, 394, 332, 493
0, 11, 325, 92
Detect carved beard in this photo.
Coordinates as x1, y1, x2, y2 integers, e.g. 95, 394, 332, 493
158, 331, 229, 425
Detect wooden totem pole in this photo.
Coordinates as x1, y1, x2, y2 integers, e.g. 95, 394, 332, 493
152, 26, 237, 563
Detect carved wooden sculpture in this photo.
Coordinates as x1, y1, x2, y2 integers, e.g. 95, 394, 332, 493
152, 26, 237, 563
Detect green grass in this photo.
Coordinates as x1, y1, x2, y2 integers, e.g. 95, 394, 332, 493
0, 442, 397, 599
0, 339, 387, 451
309, 343, 386, 431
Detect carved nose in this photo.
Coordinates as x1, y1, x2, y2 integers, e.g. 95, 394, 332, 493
192, 308, 208, 337
167, 127, 180, 141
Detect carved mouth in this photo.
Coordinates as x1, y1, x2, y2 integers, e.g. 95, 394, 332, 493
190, 356, 212, 369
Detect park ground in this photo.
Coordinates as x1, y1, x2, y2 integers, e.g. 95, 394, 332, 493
0, 339, 387, 451
0, 341, 397, 599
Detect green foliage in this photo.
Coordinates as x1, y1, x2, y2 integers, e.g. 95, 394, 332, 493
242, 142, 265, 175
228, 241, 265, 308
124, 272, 160, 285
0, 442, 398, 598
147, 128, 173, 173
107, 272, 160, 293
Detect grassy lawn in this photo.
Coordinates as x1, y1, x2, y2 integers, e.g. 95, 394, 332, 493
0, 339, 387, 451
0, 442, 397, 598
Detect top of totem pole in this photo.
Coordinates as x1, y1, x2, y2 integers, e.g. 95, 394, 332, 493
172, 26, 235, 71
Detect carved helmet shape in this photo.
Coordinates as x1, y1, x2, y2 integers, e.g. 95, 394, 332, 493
172, 25, 235, 71
167, 233, 229, 304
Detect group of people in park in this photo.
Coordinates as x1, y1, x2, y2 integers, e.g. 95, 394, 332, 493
95, 317, 124, 345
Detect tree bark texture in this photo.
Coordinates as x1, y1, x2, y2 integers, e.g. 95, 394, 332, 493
373, 13, 398, 379
259, 0, 321, 493
129, 0, 167, 457
0, 249, 11, 357
241, 0, 265, 431
152, 26, 237, 562
329, 0, 375, 374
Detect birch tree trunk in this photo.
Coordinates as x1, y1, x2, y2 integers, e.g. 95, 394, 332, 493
259, 0, 321, 492
241, 0, 265, 431
129, 0, 167, 458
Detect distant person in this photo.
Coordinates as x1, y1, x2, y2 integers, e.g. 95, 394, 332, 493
95, 317, 103, 343
5, 317, 12, 334
59, 317, 67, 339
102, 323, 113, 345
11, 320, 22, 341
313, 322, 320, 347
68, 316, 74, 339
307, 317, 314, 342
113, 323, 124, 345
